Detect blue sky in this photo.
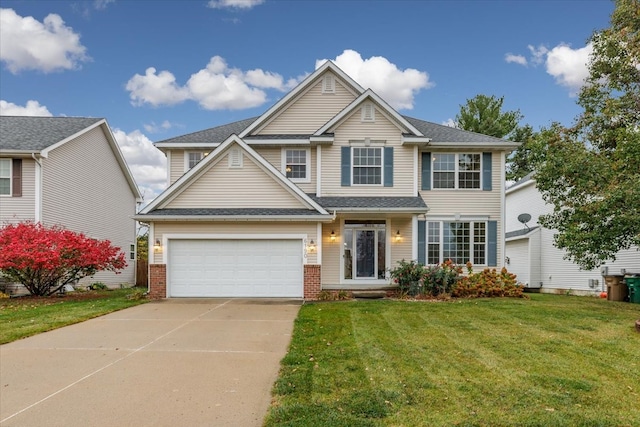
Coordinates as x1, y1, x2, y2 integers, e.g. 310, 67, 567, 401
0, 0, 614, 200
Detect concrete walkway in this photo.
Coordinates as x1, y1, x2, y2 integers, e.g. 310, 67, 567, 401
0, 299, 301, 427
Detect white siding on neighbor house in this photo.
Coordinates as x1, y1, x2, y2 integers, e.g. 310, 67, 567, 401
258, 76, 358, 135
321, 108, 414, 196
152, 222, 319, 265
164, 150, 308, 209
41, 126, 137, 286
0, 158, 36, 224
506, 239, 530, 285
253, 146, 317, 194
506, 181, 640, 294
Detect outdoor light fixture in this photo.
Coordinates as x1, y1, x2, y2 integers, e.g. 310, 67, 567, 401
330, 230, 336, 242
395, 230, 401, 242
307, 239, 316, 253
154, 238, 162, 253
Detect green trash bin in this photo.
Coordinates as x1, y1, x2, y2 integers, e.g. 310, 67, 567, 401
625, 275, 640, 304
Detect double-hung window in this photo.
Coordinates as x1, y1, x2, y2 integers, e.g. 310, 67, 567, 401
283, 149, 309, 182
352, 147, 382, 185
432, 153, 481, 189
0, 159, 10, 195
427, 221, 486, 265
187, 152, 203, 170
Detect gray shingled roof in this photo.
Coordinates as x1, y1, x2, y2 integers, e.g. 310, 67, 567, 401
506, 226, 539, 239
507, 171, 535, 190
154, 117, 257, 145
143, 208, 326, 216
402, 116, 509, 143
0, 116, 103, 151
309, 195, 428, 210
153, 114, 512, 147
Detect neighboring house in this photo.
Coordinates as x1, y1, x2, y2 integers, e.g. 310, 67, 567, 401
505, 173, 639, 295
136, 61, 518, 299
0, 116, 142, 289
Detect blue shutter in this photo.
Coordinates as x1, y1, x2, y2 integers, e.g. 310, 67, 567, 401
341, 146, 351, 187
384, 147, 393, 187
482, 152, 492, 191
421, 152, 431, 190
417, 220, 426, 265
487, 220, 497, 266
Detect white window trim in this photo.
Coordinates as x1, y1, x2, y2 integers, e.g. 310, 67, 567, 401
427, 220, 488, 266
281, 148, 311, 183
351, 146, 384, 186
184, 151, 204, 171
432, 152, 482, 190
0, 158, 11, 197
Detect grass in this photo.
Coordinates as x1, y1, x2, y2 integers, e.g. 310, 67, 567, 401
265, 294, 640, 427
0, 287, 148, 344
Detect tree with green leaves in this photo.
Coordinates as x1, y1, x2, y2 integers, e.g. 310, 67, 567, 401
535, 0, 640, 270
455, 94, 523, 139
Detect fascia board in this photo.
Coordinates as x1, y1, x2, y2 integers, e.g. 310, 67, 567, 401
154, 142, 221, 149
133, 214, 334, 222
506, 178, 536, 195
100, 121, 143, 201
428, 141, 521, 150
40, 119, 104, 158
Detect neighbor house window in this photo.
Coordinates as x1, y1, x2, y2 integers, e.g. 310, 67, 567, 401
283, 149, 309, 182
0, 159, 10, 195
427, 221, 486, 265
130, 244, 136, 260
432, 153, 481, 189
352, 147, 382, 185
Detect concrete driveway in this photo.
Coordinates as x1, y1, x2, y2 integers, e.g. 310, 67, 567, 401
0, 299, 301, 427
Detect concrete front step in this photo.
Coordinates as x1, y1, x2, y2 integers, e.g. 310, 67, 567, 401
352, 290, 387, 299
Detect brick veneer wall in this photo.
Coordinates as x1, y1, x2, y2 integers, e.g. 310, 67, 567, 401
149, 264, 166, 299
304, 264, 321, 300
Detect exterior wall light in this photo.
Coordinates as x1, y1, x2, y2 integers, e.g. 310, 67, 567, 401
395, 230, 402, 242
307, 239, 316, 253
154, 238, 162, 253
330, 230, 336, 242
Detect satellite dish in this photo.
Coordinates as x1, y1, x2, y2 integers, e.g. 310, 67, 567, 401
517, 213, 532, 230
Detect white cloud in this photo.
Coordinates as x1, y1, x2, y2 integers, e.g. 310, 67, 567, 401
527, 44, 549, 65
112, 128, 167, 202
0, 8, 89, 73
0, 99, 52, 116
207, 0, 264, 9
442, 118, 457, 128
545, 43, 592, 96
316, 49, 433, 110
505, 53, 527, 66
93, 0, 115, 10
143, 120, 175, 134
126, 56, 301, 110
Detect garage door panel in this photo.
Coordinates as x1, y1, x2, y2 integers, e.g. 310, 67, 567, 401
168, 239, 303, 297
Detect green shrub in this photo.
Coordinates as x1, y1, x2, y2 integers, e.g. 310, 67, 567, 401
389, 259, 426, 296
422, 259, 463, 296
453, 265, 525, 298
89, 282, 108, 290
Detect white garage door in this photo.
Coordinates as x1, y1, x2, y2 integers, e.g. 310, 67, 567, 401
168, 239, 303, 297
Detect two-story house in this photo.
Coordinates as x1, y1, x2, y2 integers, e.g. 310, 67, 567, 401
136, 61, 517, 299
0, 116, 142, 289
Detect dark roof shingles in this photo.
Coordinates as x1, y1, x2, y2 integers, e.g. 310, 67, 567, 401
144, 208, 326, 216
154, 117, 257, 145
0, 116, 103, 151
309, 195, 428, 209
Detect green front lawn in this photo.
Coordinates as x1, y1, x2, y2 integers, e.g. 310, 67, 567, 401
266, 295, 640, 426
0, 288, 148, 344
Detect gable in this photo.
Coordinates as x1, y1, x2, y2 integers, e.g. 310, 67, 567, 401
160, 143, 313, 210
256, 71, 358, 135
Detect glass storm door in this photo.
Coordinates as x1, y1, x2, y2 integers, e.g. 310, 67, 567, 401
343, 222, 386, 280
355, 230, 376, 278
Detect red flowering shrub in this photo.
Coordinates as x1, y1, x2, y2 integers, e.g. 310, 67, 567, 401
0, 222, 126, 296
452, 265, 525, 298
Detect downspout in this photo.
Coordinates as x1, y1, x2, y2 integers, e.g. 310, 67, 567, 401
31, 153, 42, 223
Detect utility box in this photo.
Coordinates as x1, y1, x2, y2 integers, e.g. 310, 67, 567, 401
605, 275, 628, 302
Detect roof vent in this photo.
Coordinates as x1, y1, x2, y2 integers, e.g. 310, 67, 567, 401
322, 75, 335, 94
229, 148, 243, 168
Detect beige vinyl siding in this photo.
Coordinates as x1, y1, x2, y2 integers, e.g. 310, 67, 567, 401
152, 221, 319, 264
41, 126, 137, 286
169, 149, 185, 185
390, 218, 413, 267
0, 158, 36, 224
164, 150, 308, 209
258, 77, 357, 134
322, 108, 414, 196
321, 223, 341, 285
253, 146, 317, 194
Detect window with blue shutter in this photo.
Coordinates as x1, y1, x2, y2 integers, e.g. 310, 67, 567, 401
421, 152, 431, 190
383, 147, 393, 187
341, 146, 351, 186
487, 220, 497, 266
482, 152, 492, 191
417, 220, 426, 264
